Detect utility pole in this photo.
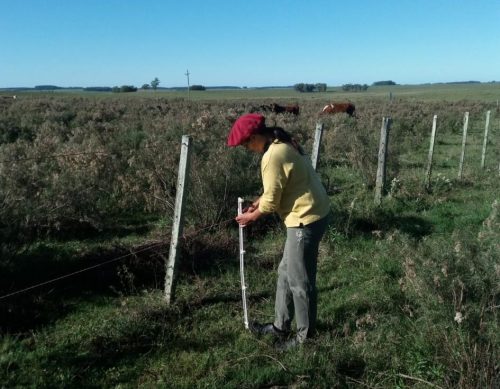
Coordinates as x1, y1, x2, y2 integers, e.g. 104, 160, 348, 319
185, 69, 190, 101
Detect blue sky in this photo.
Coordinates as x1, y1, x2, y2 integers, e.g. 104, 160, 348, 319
1, 0, 499, 88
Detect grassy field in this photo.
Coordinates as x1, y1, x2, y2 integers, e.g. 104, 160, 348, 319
0, 88, 499, 388
3, 81, 500, 102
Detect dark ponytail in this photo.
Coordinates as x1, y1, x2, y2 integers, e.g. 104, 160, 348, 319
259, 126, 305, 155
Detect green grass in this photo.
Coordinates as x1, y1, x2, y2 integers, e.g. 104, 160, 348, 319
2, 159, 498, 388
4, 82, 500, 102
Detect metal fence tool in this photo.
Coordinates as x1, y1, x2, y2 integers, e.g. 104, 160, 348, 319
238, 197, 249, 329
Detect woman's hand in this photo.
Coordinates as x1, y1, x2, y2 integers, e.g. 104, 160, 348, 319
236, 207, 262, 227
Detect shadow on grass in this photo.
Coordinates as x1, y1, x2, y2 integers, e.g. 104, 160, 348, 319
0, 243, 166, 333
346, 212, 433, 240
0, 229, 242, 334
1, 213, 159, 245
36, 301, 239, 387
337, 356, 366, 380
196, 291, 271, 307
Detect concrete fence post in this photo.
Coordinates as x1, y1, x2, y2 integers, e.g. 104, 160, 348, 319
165, 135, 192, 304
458, 112, 469, 179
374, 117, 391, 206
481, 110, 491, 169
425, 115, 438, 190
311, 122, 324, 171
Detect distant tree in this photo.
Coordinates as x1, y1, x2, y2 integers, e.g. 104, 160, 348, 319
294, 83, 327, 92
189, 85, 206, 91
315, 83, 327, 92
141, 84, 150, 90
342, 83, 369, 92
34, 85, 61, 90
122, 85, 137, 92
83, 87, 112, 92
294, 83, 305, 92
151, 77, 160, 90
372, 80, 396, 86
112, 85, 137, 93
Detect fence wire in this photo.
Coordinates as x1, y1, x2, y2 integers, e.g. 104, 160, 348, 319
0, 215, 237, 301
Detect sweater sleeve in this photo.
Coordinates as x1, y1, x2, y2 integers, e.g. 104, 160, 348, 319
258, 147, 289, 214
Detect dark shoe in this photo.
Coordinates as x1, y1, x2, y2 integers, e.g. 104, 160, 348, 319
275, 336, 301, 352
249, 321, 288, 338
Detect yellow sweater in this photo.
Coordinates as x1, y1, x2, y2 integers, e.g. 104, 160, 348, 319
258, 141, 331, 227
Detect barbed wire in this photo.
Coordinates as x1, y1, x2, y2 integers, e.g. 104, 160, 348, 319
0, 215, 238, 301
0, 240, 167, 301
181, 217, 235, 239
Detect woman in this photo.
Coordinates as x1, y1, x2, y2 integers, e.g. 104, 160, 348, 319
227, 113, 331, 351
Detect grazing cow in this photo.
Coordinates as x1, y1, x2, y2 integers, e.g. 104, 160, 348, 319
258, 103, 300, 115
321, 102, 355, 117
281, 103, 300, 115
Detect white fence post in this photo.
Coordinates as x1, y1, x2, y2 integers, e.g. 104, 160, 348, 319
425, 115, 438, 190
165, 135, 192, 304
458, 112, 469, 179
374, 117, 391, 206
311, 122, 324, 171
481, 110, 491, 169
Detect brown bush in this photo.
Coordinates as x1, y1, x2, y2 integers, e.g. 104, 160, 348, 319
0, 96, 493, 241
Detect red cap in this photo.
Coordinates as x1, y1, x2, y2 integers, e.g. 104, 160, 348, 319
227, 113, 265, 147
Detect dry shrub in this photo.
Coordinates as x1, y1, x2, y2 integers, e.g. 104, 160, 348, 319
0, 96, 495, 242
319, 113, 401, 188
395, 211, 499, 388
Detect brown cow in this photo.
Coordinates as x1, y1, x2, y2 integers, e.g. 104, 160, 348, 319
321, 102, 355, 117
258, 103, 300, 115
279, 103, 299, 115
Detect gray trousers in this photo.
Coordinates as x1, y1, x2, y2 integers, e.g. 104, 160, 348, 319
273, 213, 331, 342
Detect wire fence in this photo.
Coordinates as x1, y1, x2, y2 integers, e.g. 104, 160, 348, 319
0, 215, 237, 301
0, 131, 241, 302
1, 107, 498, 303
